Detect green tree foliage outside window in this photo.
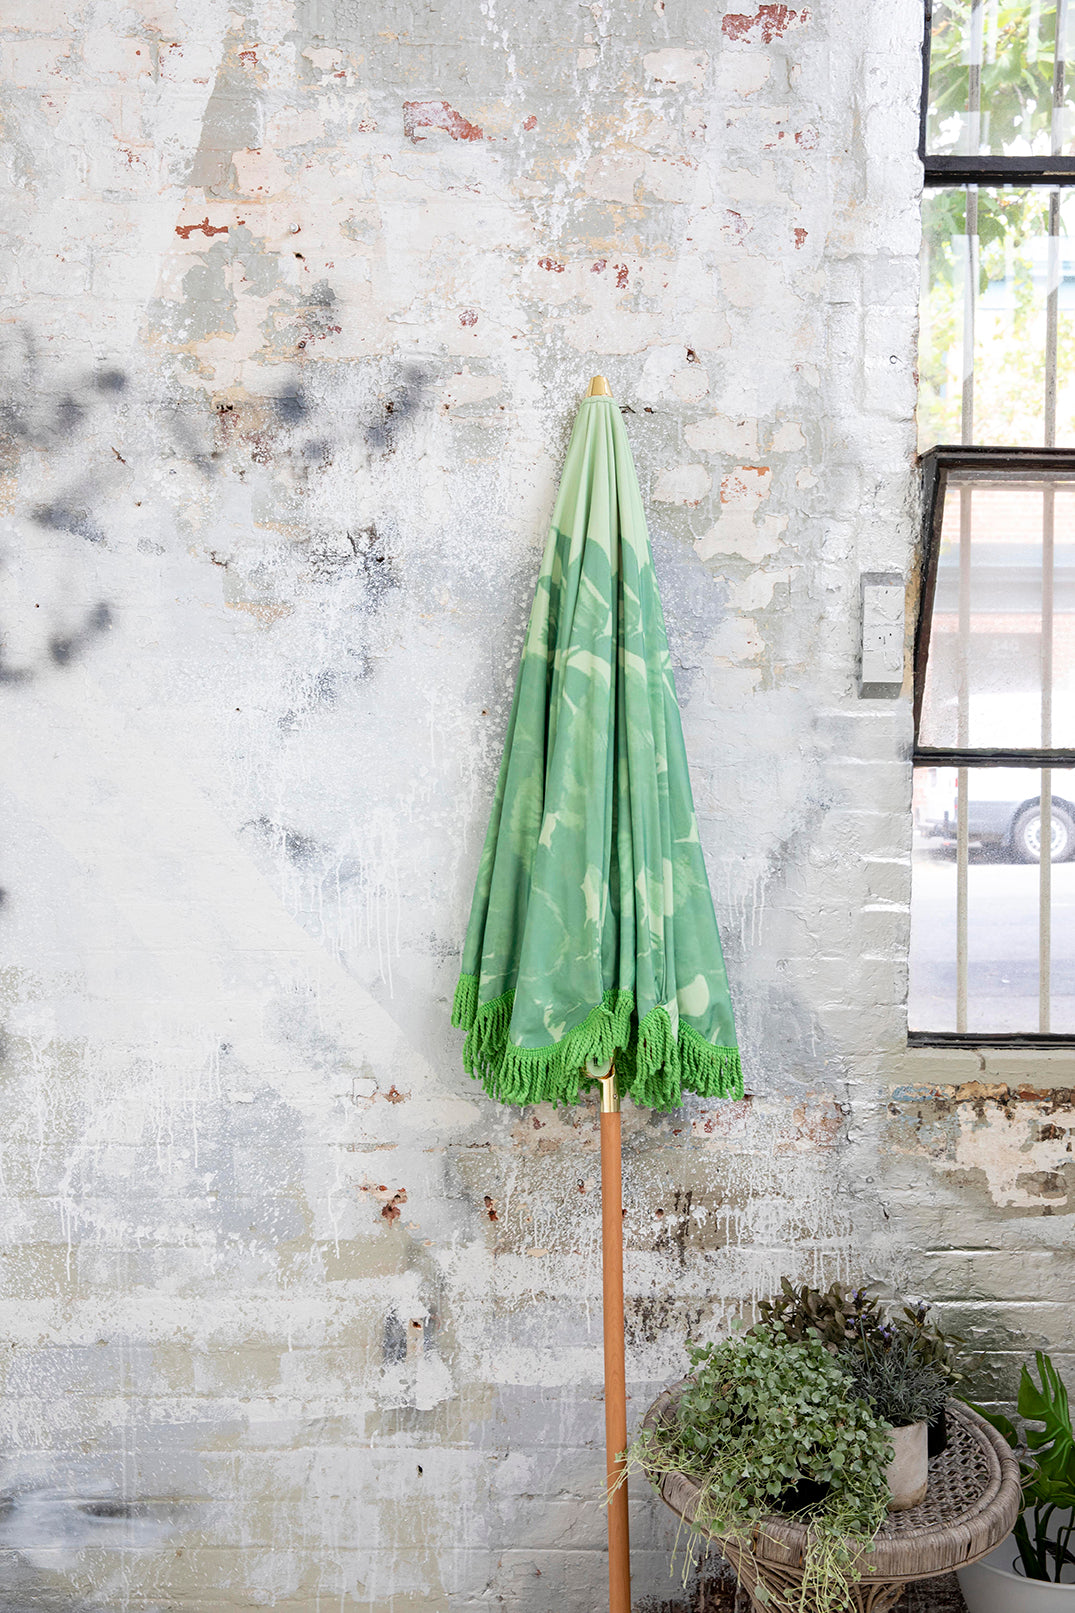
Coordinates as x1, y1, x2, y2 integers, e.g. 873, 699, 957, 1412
927, 1, 1073, 158
919, 188, 1075, 447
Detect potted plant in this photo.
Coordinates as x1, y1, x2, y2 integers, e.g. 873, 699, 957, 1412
958, 1351, 1075, 1611
628, 1324, 894, 1613
756, 1276, 889, 1349
845, 1325, 950, 1508
757, 1278, 964, 1459
899, 1297, 968, 1455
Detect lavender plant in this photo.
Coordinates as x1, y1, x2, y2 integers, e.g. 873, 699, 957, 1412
848, 1325, 951, 1427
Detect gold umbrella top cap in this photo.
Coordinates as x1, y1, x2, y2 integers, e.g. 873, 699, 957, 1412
585, 375, 612, 398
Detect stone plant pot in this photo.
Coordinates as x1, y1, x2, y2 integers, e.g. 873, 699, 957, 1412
885, 1419, 928, 1511
959, 1516, 1075, 1613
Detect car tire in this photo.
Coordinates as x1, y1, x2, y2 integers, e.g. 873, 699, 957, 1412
1011, 801, 1075, 863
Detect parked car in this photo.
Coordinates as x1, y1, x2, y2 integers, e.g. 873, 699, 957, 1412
914, 766, 1075, 863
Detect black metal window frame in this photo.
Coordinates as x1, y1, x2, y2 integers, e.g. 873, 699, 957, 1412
914, 1, 1075, 1044
912, 447, 1075, 1046
914, 446, 1075, 764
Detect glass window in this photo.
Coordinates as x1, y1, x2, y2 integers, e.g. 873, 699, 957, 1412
911, 762, 1075, 1033
918, 471, 1075, 749
919, 187, 1075, 449
914, 1, 1075, 1043
912, 455, 1075, 1040
925, 2, 1075, 161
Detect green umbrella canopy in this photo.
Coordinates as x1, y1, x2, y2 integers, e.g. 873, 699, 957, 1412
452, 387, 741, 1111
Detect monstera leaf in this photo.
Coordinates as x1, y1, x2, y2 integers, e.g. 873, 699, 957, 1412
1019, 1351, 1075, 1507
965, 1353, 1075, 1581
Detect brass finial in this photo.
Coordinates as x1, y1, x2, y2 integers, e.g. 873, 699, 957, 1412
586, 375, 612, 398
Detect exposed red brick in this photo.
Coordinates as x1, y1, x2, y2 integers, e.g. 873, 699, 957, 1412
523, 115, 537, 131
175, 217, 229, 239
615, 264, 629, 289
537, 257, 565, 272
403, 100, 483, 143
459, 309, 478, 326
954, 1081, 1010, 1102
380, 1187, 408, 1222
793, 226, 808, 248
722, 5, 804, 43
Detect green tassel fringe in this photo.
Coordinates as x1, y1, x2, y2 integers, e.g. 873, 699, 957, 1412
451, 973, 743, 1110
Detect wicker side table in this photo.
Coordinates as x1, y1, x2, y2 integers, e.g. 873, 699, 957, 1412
640, 1390, 1022, 1613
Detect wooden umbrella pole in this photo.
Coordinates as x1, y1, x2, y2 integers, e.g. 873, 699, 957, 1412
599, 1067, 631, 1613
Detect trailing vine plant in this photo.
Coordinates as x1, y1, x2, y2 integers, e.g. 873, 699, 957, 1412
625, 1327, 893, 1613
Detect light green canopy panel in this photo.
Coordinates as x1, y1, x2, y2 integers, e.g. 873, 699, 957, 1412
452, 394, 741, 1110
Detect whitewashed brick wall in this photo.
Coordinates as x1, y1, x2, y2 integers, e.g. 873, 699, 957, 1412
0, 2, 1068, 1610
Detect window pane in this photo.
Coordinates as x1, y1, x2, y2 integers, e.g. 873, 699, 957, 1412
1055, 483, 1075, 725
919, 471, 1075, 748
910, 764, 1075, 1032
919, 188, 1075, 449
926, 0, 1075, 159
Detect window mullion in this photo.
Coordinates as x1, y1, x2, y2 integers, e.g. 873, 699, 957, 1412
1039, 6, 1065, 1030
959, 1, 984, 445
1046, 0, 1067, 444
956, 480, 972, 1035
1041, 768, 1052, 1030
1041, 481, 1054, 1027
961, 200, 977, 444
956, 766, 970, 1033
1053, 0, 1070, 163
966, 0, 984, 158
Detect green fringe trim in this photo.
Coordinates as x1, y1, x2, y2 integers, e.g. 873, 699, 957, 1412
451, 973, 743, 1110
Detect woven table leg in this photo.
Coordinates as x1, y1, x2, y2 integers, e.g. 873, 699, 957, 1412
855, 1582, 907, 1613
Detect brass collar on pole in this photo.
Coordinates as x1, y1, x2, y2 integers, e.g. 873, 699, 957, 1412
598, 1068, 620, 1112
586, 375, 612, 398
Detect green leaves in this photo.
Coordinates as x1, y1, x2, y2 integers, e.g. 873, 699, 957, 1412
849, 1326, 951, 1426
753, 1278, 964, 1419
629, 1325, 892, 1613
968, 1351, 1075, 1583
755, 1278, 887, 1349
659, 1327, 891, 1527
1019, 1351, 1075, 1508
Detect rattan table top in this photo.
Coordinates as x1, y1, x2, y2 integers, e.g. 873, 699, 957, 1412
641, 1388, 1023, 1583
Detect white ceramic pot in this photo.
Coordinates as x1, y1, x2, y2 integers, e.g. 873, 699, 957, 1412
959, 1533, 1075, 1612
886, 1420, 928, 1511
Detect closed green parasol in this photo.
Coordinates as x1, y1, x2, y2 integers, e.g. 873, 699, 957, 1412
453, 381, 741, 1112
453, 378, 743, 1613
